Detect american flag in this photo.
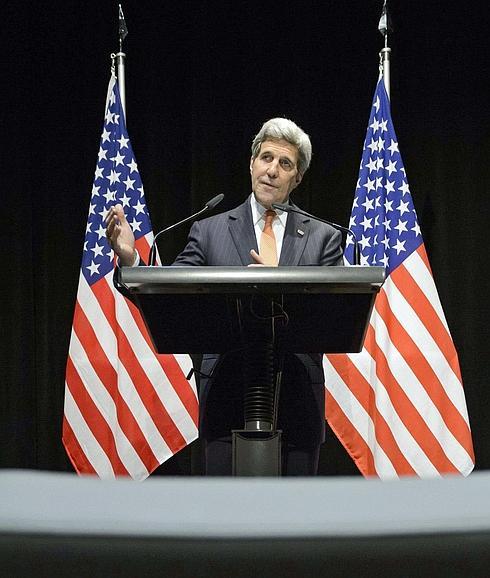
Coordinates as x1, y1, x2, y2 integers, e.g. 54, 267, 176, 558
63, 74, 198, 480
323, 78, 474, 478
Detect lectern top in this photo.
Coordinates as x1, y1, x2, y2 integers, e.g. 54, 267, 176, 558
120, 265, 385, 295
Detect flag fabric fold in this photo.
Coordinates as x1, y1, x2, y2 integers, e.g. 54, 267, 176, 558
324, 78, 474, 478
63, 74, 198, 480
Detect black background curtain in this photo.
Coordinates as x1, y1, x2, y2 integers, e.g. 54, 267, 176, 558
2, 1, 489, 474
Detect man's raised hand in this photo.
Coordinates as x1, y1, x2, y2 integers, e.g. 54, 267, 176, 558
105, 204, 137, 266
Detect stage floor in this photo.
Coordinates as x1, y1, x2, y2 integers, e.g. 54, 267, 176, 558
1, 470, 489, 576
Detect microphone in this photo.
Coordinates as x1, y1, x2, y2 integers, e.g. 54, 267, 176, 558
149, 194, 224, 266
271, 202, 361, 265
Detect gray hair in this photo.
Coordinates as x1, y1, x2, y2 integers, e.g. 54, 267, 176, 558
251, 118, 312, 175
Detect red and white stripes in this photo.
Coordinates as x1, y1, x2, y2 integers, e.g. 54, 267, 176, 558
64, 233, 198, 480
324, 245, 474, 478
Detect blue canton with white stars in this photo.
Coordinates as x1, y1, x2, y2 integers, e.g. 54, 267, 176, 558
82, 78, 151, 285
344, 79, 422, 274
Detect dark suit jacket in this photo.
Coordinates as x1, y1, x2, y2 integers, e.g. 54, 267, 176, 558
172, 197, 343, 445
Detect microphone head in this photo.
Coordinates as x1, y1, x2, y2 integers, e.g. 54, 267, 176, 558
271, 202, 291, 212
205, 194, 224, 210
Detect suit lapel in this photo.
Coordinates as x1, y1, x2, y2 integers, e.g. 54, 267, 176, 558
228, 199, 258, 265
279, 206, 311, 266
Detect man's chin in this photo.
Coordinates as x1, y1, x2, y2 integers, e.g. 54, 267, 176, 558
253, 191, 270, 207
254, 190, 285, 209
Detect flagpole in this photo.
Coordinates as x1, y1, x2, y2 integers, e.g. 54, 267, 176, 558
115, 4, 128, 118
115, 52, 126, 117
378, 0, 391, 98
380, 47, 391, 99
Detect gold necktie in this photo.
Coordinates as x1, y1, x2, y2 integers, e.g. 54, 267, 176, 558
259, 210, 278, 266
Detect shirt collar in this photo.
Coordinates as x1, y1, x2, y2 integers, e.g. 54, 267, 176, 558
250, 194, 288, 228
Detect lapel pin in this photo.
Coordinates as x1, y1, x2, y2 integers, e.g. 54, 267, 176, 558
297, 228, 305, 236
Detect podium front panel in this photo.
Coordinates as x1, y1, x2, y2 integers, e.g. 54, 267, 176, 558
120, 266, 385, 354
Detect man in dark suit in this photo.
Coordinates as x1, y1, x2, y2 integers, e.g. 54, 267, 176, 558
106, 118, 342, 475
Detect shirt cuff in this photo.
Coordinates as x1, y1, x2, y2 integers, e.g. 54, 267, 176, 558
117, 249, 140, 268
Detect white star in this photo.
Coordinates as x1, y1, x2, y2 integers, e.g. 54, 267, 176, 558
86, 261, 100, 276
85, 221, 92, 233
83, 241, 88, 252
399, 181, 410, 196
127, 158, 138, 173
385, 180, 395, 194
94, 166, 104, 180
376, 157, 384, 170
91, 184, 100, 197
379, 253, 389, 267
103, 189, 115, 203
97, 148, 108, 161
375, 176, 383, 190
384, 199, 393, 212
367, 138, 378, 154
360, 216, 373, 230
108, 169, 121, 185
374, 196, 381, 208
99, 206, 110, 221
369, 118, 380, 133
109, 91, 116, 106
349, 215, 357, 228
88, 203, 96, 216
366, 157, 378, 173
117, 134, 130, 149
377, 137, 385, 152
392, 238, 406, 255
374, 96, 380, 113
397, 200, 410, 216
361, 197, 374, 211
137, 186, 144, 196
111, 151, 126, 166
101, 128, 111, 143
379, 119, 388, 132
123, 175, 135, 190
411, 222, 421, 236
359, 234, 371, 250
364, 177, 376, 193
90, 242, 105, 258
95, 223, 106, 240
345, 234, 354, 247
383, 217, 391, 231
360, 254, 370, 266
134, 200, 146, 215
120, 192, 131, 207
386, 159, 397, 176
105, 110, 114, 124
394, 219, 408, 235
129, 218, 142, 232
113, 114, 120, 125
381, 235, 390, 249
352, 196, 359, 209
374, 215, 380, 227
388, 139, 399, 155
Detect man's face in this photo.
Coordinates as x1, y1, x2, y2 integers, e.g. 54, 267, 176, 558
250, 139, 302, 209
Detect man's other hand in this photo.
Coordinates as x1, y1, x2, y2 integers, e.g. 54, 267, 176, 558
248, 249, 277, 267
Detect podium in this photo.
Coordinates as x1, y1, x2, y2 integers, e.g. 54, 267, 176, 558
120, 266, 385, 475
